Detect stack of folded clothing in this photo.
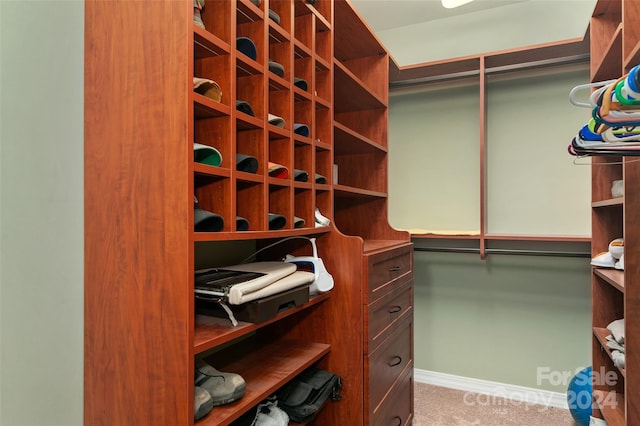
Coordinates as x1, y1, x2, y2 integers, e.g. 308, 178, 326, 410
606, 318, 625, 370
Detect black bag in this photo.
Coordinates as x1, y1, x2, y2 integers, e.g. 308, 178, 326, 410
276, 367, 342, 423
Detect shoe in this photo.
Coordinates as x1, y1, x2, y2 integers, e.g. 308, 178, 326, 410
609, 238, 624, 259
194, 386, 213, 420
591, 251, 616, 268
195, 359, 246, 405
254, 398, 289, 426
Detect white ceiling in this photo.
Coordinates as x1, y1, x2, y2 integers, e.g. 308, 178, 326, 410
350, 0, 529, 32
347, 0, 596, 66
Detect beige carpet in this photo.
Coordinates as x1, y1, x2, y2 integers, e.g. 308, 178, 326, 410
414, 382, 579, 426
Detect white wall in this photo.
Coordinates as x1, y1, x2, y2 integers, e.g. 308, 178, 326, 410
0, 1, 84, 425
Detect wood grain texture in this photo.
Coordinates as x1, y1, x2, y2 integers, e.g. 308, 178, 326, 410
84, 0, 192, 424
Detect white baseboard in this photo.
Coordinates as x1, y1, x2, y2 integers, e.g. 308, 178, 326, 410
414, 368, 568, 410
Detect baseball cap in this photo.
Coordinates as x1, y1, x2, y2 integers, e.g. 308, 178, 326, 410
269, 60, 285, 78
268, 113, 285, 128
293, 169, 308, 182
193, 77, 222, 102
294, 77, 308, 91
236, 37, 257, 61
294, 216, 305, 228
194, 143, 222, 167
236, 216, 249, 231
294, 123, 309, 137
194, 196, 224, 232
268, 9, 280, 24
268, 161, 288, 178
236, 100, 255, 116
268, 213, 286, 230
236, 154, 259, 174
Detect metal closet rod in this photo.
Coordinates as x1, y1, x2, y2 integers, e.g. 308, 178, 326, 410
413, 247, 590, 258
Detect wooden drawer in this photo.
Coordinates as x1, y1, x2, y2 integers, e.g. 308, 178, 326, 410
366, 278, 413, 353
367, 244, 412, 300
372, 363, 413, 426
368, 318, 413, 411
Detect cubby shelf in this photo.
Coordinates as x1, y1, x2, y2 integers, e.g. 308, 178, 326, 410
197, 340, 331, 425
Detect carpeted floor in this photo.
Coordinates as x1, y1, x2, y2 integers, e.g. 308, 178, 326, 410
414, 382, 579, 425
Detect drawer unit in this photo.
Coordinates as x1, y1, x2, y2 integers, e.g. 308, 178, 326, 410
367, 244, 412, 299
367, 317, 413, 412
371, 362, 414, 426
366, 278, 413, 353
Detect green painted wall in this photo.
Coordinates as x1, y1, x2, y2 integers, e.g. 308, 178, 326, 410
0, 1, 84, 425
413, 250, 592, 393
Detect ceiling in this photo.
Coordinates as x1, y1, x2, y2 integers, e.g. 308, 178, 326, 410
349, 0, 529, 32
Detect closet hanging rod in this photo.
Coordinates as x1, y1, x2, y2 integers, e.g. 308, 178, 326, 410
414, 247, 590, 258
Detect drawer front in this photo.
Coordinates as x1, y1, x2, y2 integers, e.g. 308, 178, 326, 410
367, 245, 412, 299
372, 364, 413, 426
367, 279, 413, 353
368, 319, 413, 411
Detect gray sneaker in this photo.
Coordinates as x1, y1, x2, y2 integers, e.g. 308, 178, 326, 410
195, 359, 247, 406
194, 386, 213, 420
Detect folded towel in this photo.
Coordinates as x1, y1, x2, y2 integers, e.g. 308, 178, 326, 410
606, 335, 625, 353
607, 318, 625, 344
611, 349, 625, 369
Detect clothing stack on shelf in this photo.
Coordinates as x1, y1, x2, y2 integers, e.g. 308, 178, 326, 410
606, 318, 626, 370
568, 64, 640, 157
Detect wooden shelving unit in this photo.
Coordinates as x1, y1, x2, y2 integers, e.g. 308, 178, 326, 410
589, 0, 640, 423
84, 0, 412, 425
389, 37, 592, 255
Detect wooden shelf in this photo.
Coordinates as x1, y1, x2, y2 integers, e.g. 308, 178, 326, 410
593, 327, 626, 378
594, 268, 625, 293
334, 122, 386, 154
333, 61, 386, 113
592, 23, 623, 82
197, 340, 331, 425
334, 184, 387, 199
193, 226, 331, 242
193, 293, 330, 353
194, 94, 231, 119
593, 197, 624, 208
194, 26, 231, 58
593, 390, 625, 426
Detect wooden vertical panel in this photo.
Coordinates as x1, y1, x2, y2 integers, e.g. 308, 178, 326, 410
624, 158, 640, 425
479, 56, 487, 258
84, 1, 191, 424
622, 0, 640, 67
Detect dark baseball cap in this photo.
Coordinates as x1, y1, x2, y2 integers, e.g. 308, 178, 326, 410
294, 123, 309, 137
236, 37, 257, 61
194, 196, 224, 232
293, 169, 308, 182
236, 154, 259, 174
236, 100, 255, 116
294, 77, 308, 91
268, 213, 286, 230
269, 60, 285, 78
